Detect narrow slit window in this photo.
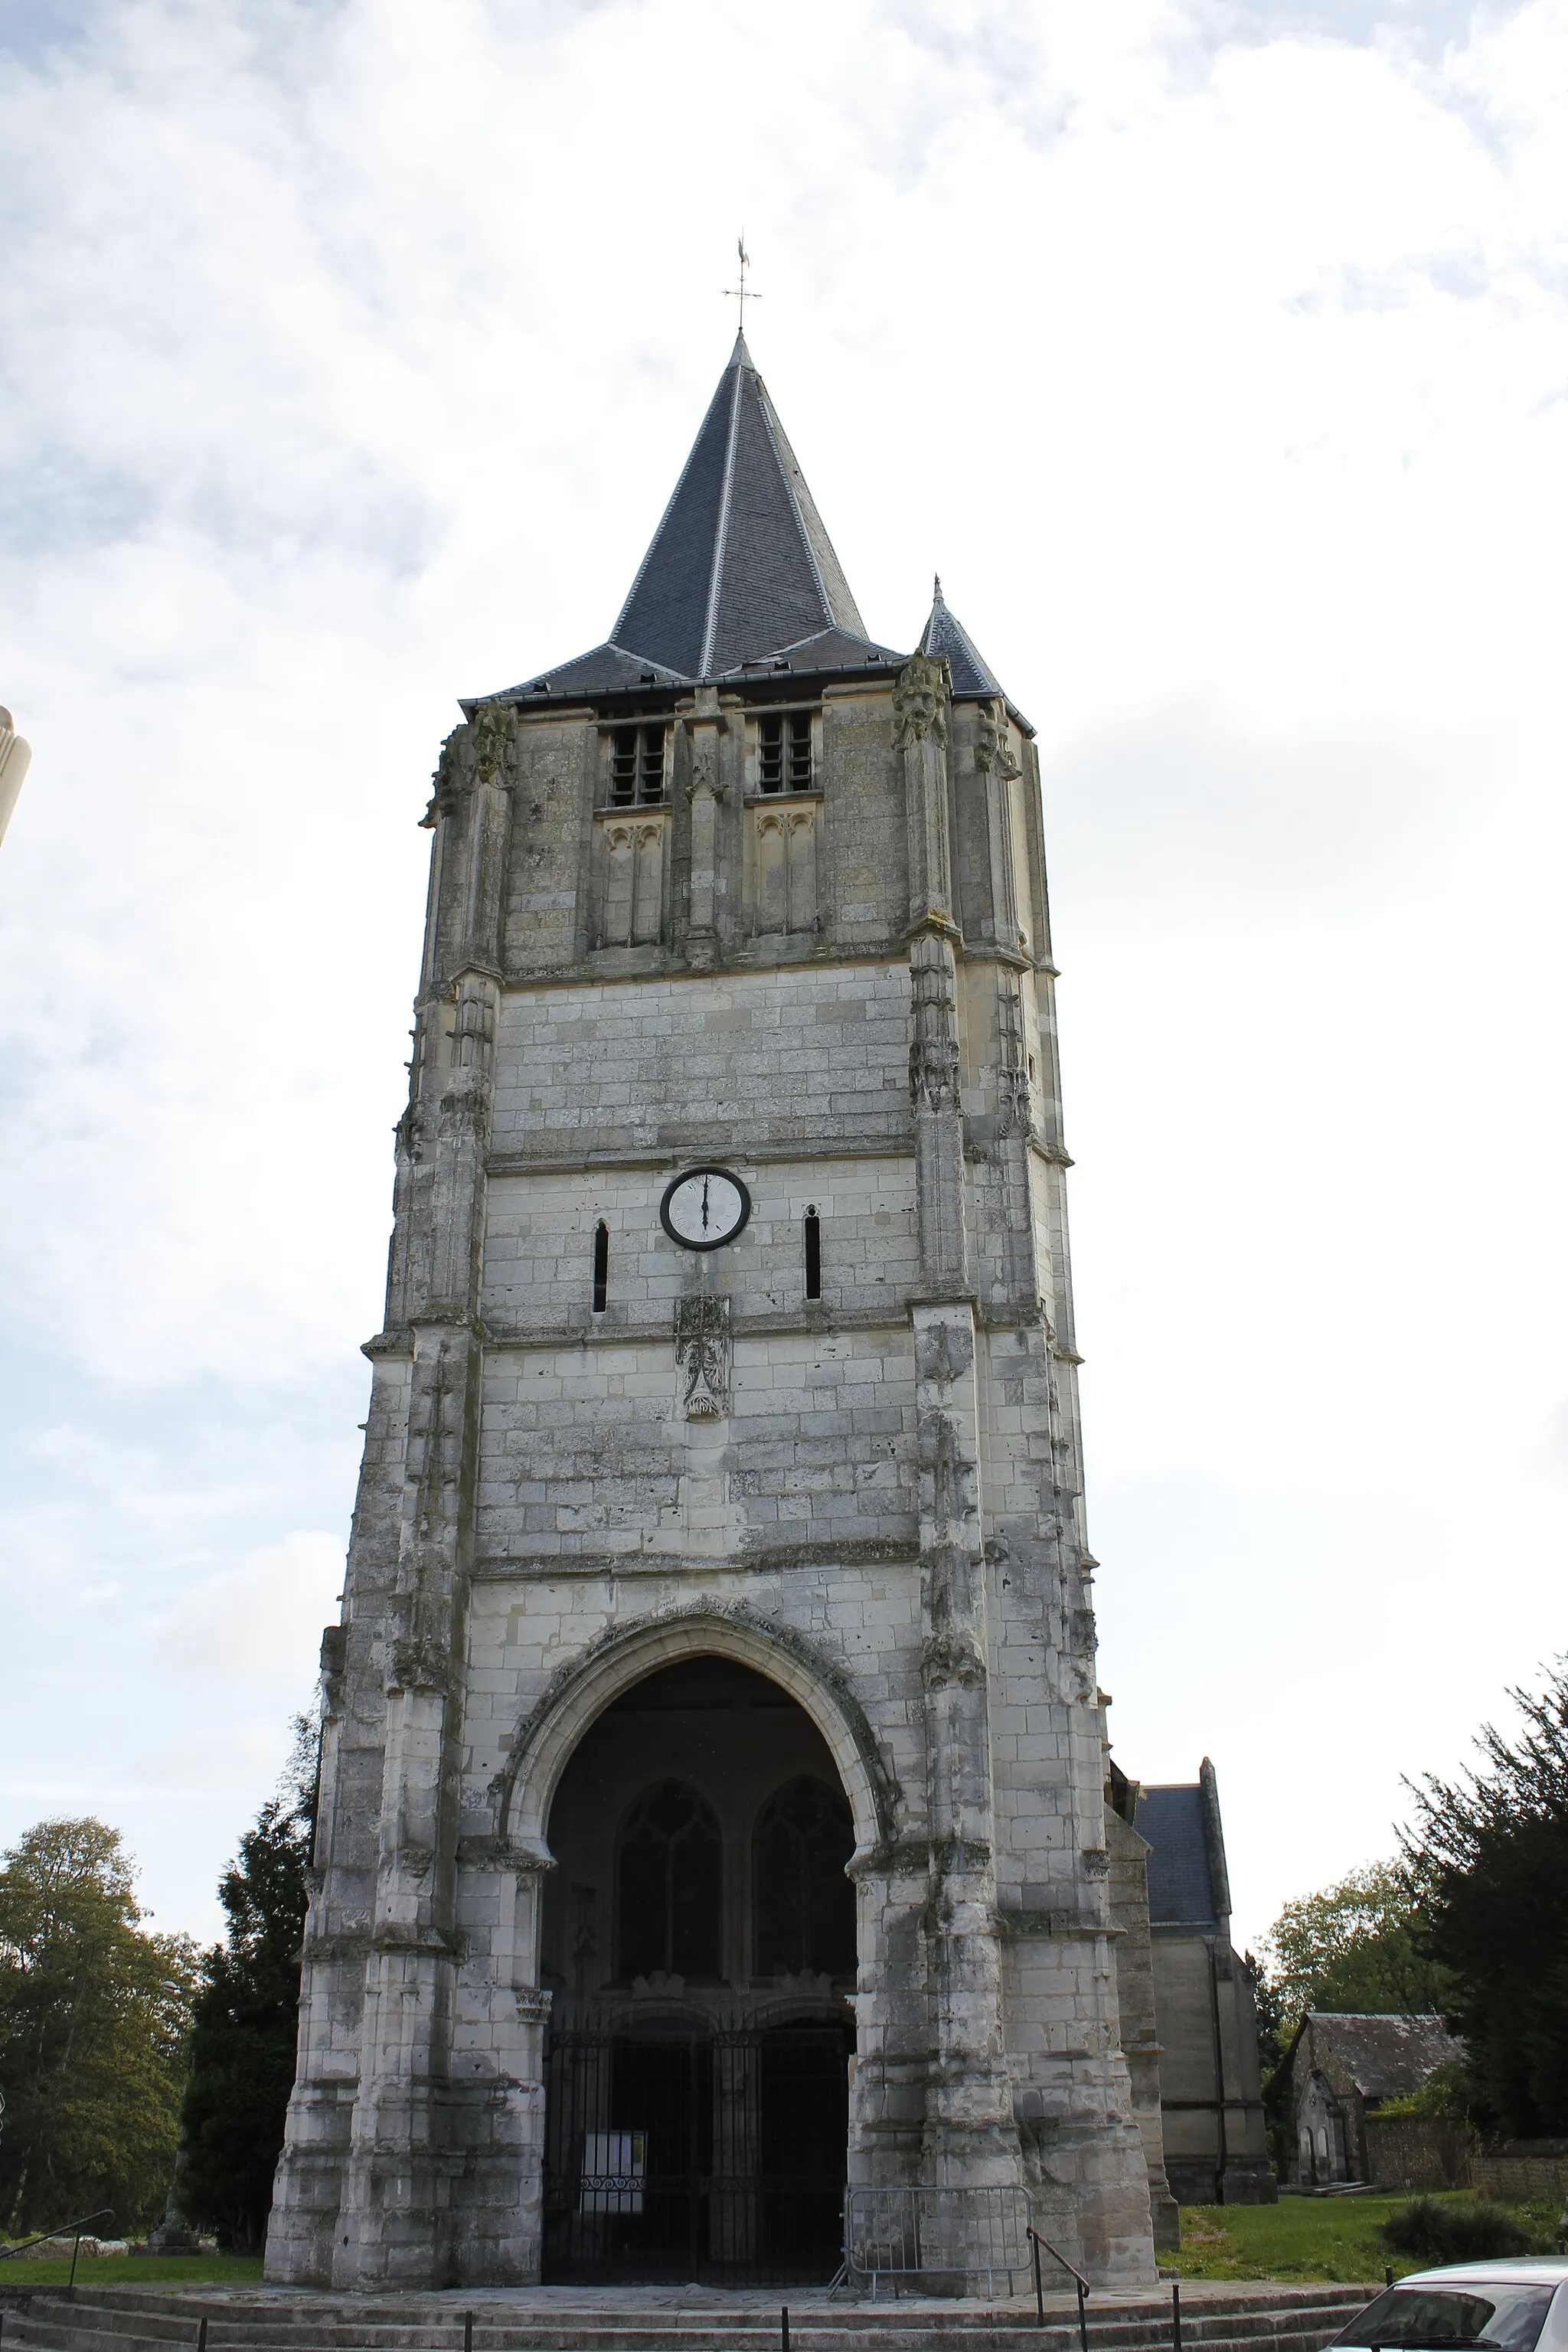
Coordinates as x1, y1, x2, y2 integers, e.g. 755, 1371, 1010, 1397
759, 711, 813, 794
609, 725, 666, 806
592, 1220, 609, 1313
803, 1205, 822, 1301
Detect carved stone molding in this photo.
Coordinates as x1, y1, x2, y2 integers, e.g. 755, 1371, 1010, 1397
470, 698, 517, 788
386, 1635, 452, 1697
973, 700, 1021, 780
909, 933, 961, 1112
921, 1629, 987, 1691
488, 1596, 903, 1852
674, 1293, 732, 1416
893, 651, 948, 748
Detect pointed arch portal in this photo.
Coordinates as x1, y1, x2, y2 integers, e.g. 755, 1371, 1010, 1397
496, 1612, 880, 2285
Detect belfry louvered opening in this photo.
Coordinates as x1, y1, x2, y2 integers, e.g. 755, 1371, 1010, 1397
758, 710, 813, 793
610, 725, 668, 805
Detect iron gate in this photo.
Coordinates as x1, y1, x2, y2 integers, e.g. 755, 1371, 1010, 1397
542, 2009, 852, 2285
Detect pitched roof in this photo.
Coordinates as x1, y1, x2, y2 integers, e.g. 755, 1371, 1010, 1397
1135, 1785, 1219, 1926
482, 338, 903, 707
918, 577, 1004, 697
1298, 2013, 1465, 2099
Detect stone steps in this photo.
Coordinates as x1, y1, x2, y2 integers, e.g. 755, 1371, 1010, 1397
2, 2284, 1376, 2352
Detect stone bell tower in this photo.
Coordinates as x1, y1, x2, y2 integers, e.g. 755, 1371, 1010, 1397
264, 336, 1158, 2293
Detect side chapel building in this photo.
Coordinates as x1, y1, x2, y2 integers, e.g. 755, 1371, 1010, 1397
265, 336, 1269, 2295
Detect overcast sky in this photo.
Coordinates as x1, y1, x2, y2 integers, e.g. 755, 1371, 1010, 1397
2, 0, 1565, 1954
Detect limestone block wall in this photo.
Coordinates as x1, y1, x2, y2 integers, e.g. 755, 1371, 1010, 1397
265, 657, 1161, 2294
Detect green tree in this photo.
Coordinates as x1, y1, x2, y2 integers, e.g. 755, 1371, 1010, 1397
1403, 1658, 1568, 2138
0, 1817, 199, 2234
176, 1719, 317, 2251
1262, 1858, 1452, 2025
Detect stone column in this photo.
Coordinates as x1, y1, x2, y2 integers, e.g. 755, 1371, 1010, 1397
914, 1302, 1021, 2204
683, 684, 727, 969
893, 655, 1024, 2277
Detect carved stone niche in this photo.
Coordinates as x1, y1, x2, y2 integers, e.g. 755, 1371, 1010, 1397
595, 808, 667, 947
674, 1294, 733, 1417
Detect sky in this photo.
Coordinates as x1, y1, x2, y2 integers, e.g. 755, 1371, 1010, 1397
2, 0, 1565, 1955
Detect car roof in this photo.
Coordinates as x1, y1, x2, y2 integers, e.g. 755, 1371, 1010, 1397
1397, 2260, 1568, 2286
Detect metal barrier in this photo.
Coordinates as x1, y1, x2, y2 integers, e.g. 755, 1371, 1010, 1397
0, 2211, 116, 2295
844, 2184, 1033, 2298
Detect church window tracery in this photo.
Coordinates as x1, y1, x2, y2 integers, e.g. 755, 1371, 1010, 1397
753, 1775, 855, 1979
616, 1779, 723, 1982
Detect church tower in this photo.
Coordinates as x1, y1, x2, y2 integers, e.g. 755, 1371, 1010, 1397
265, 338, 1160, 2292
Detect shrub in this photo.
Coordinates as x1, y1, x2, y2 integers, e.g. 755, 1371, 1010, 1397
1381, 2197, 1536, 2262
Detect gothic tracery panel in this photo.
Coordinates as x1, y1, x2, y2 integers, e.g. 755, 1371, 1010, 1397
750, 802, 819, 937
599, 812, 665, 948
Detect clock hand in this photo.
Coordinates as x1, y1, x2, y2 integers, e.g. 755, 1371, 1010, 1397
701, 1177, 710, 1231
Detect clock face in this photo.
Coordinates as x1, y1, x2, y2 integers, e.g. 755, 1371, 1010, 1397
660, 1167, 751, 1252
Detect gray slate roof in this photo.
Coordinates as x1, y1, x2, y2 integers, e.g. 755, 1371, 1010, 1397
485, 338, 905, 704
1300, 2013, 1465, 2099
919, 577, 1004, 697
1135, 1785, 1220, 1926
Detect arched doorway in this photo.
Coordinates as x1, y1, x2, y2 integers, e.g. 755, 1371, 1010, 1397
537, 1655, 857, 2284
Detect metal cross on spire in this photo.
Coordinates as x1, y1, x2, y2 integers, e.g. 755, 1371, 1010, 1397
724, 234, 760, 335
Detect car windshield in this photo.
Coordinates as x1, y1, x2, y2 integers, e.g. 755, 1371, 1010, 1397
1333, 2286, 1559, 2352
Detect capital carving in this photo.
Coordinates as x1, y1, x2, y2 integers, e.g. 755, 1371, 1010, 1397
893, 652, 948, 750
921, 1629, 988, 1691
974, 701, 1021, 779
386, 1635, 451, 1697
470, 699, 517, 788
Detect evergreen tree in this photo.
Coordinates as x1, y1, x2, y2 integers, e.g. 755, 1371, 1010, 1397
177, 1718, 318, 2251
1403, 1659, 1568, 2138
0, 1817, 198, 2234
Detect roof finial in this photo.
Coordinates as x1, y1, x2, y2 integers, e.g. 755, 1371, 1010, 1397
724, 233, 760, 338
933, 572, 943, 601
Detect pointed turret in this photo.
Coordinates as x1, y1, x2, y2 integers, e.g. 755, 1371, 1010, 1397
487, 340, 900, 703
917, 576, 1005, 698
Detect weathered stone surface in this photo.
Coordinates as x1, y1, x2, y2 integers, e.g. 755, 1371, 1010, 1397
265, 612, 1159, 2292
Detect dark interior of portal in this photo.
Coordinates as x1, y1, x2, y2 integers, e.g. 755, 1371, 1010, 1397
538, 1655, 857, 2284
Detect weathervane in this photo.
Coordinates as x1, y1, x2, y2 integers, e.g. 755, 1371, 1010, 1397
724, 235, 760, 334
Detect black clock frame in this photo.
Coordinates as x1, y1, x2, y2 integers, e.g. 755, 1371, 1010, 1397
659, 1165, 752, 1252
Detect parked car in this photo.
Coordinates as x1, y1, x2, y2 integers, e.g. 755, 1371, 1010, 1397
1328, 2262, 1568, 2352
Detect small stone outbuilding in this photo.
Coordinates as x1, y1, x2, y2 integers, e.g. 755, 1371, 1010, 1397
1287, 2013, 1463, 2185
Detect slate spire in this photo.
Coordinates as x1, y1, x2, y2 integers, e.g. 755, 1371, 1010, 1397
612, 336, 871, 678
918, 577, 1004, 697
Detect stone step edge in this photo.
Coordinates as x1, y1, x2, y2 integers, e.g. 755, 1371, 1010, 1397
34, 2287, 1374, 2320
5, 2324, 1366, 2352
8, 2308, 1374, 2341
1, 2316, 1374, 2352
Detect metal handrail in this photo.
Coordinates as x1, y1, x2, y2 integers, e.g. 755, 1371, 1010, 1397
0, 2210, 116, 2294
1027, 2223, 1090, 2350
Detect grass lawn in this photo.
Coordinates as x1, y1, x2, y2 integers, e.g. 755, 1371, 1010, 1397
0, 2253, 266, 2288
1169, 2193, 1562, 2284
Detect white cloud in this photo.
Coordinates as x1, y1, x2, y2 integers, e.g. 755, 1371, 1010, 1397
156, 1531, 344, 1684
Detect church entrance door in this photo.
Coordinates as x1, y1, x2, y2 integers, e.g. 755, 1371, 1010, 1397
541, 2011, 853, 2285
537, 1655, 860, 2285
